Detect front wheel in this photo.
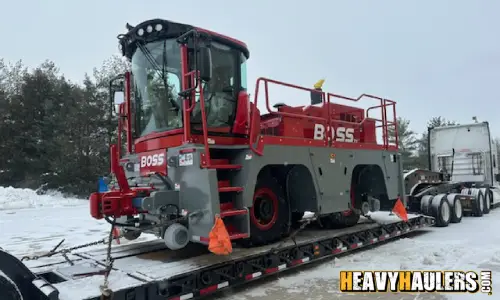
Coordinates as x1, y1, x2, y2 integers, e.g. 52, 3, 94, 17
240, 172, 290, 247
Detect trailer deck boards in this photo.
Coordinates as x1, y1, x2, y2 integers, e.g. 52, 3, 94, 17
23, 214, 433, 300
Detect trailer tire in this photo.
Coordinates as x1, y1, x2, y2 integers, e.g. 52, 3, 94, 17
447, 194, 463, 224
243, 172, 290, 247
420, 195, 434, 216
0, 273, 22, 300
471, 189, 484, 217
479, 188, 491, 214
431, 194, 451, 227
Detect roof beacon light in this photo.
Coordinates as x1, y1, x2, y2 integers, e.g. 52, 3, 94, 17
155, 24, 163, 32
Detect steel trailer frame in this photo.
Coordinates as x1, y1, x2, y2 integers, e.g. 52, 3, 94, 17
0, 215, 433, 300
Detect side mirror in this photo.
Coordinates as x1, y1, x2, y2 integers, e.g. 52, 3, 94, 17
198, 46, 212, 82
113, 91, 125, 114
495, 173, 500, 182
310, 89, 322, 105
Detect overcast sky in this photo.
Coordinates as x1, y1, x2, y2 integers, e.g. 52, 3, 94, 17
2, 0, 499, 136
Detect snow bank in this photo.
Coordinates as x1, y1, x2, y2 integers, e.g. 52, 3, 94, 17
0, 186, 86, 210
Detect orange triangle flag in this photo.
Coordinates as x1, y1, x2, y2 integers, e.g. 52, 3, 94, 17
208, 216, 233, 255
112, 227, 121, 244
392, 198, 408, 222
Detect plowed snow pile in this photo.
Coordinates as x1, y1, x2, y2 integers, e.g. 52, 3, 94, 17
0, 186, 85, 210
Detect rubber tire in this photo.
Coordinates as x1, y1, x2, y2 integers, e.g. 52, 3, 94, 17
122, 229, 142, 241
470, 189, 484, 217
242, 172, 291, 247
0, 275, 22, 300
291, 212, 305, 229
431, 195, 451, 227
318, 211, 361, 229
163, 223, 189, 250
447, 194, 463, 224
420, 195, 434, 216
480, 188, 491, 214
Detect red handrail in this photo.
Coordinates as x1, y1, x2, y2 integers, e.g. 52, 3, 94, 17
249, 77, 398, 155
250, 77, 330, 155
250, 77, 399, 154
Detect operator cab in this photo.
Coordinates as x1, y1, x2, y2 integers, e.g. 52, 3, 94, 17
117, 19, 251, 148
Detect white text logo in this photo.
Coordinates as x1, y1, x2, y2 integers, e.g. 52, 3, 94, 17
313, 124, 355, 142
140, 153, 165, 168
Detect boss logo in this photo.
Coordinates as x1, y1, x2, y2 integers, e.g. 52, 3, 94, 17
140, 153, 165, 167
313, 124, 355, 142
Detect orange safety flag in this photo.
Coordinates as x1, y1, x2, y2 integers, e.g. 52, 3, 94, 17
208, 216, 233, 255
112, 227, 121, 245
392, 198, 408, 222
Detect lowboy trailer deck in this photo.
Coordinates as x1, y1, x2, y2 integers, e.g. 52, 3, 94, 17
0, 214, 433, 300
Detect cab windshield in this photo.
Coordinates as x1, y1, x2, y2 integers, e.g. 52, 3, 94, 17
131, 38, 242, 138
131, 39, 182, 137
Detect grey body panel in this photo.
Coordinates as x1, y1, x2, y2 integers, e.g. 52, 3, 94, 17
117, 142, 402, 240
232, 145, 401, 213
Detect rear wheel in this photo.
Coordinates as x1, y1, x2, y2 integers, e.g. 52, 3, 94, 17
448, 195, 463, 224
431, 194, 451, 227
242, 172, 290, 247
291, 212, 305, 229
0, 274, 22, 300
472, 189, 484, 217
480, 188, 491, 214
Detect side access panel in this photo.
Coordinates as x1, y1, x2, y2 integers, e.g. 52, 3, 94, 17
308, 147, 350, 213
168, 146, 221, 240
232, 145, 401, 214
232, 145, 322, 211
309, 147, 401, 213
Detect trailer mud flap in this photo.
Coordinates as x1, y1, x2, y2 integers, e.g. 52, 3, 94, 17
0, 248, 60, 300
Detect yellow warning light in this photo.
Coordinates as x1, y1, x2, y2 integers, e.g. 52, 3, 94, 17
314, 79, 325, 89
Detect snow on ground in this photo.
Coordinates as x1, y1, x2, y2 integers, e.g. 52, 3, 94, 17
0, 186, 84, 210
0, 187, 499, 300
0, 186, 155, 264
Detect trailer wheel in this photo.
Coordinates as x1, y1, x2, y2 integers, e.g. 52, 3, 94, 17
471, 189, 484, 217
0, 273, 22, 300
479, 188, 491, 214
420, 195, 434, 216
447, 194, 463, 224
431, 194, 451, 227
244, 173, 290, 246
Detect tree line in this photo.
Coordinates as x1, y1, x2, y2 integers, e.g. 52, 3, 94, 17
0, 57, 498, 196
0, 56, 127, 196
